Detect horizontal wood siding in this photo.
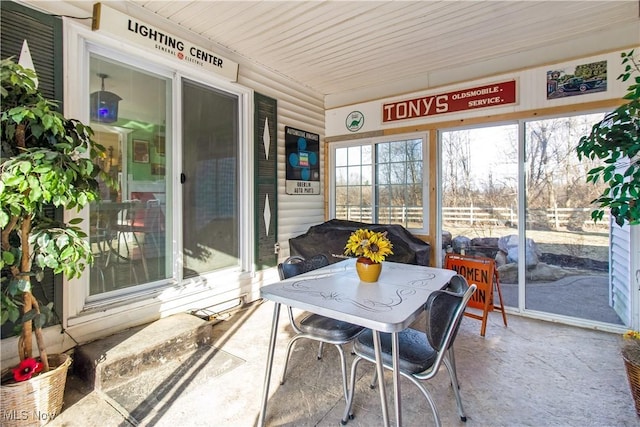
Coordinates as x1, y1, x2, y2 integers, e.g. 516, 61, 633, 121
611, 223, 631, 325
238, 66, 325, 259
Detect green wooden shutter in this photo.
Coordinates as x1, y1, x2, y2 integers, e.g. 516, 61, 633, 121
254, 93, 278, 269
1, 1, 63, 103
0, 1, 63, 337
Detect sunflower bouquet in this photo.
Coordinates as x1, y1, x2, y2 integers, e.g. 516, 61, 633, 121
344, 228, 393, 263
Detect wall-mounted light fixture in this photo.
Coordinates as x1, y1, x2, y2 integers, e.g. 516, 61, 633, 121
90, 73, 122, 123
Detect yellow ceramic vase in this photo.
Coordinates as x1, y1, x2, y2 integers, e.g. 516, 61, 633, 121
355, 257, 382, 282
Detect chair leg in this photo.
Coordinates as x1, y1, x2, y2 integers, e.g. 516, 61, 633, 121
280, 335, 303, 385
341, 356, 363, 425
317, 342, 324, 360
334, 344, 350, 403
117, 231, 138, 285
369, 369, 378, 389
407, 376, 442, 427
448, 347, 458, 387
130, 231, 149, 281
443, 356, 467, 422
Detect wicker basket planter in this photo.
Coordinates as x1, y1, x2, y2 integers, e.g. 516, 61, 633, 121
0, 354, 72, 426
624, 356, 640, 417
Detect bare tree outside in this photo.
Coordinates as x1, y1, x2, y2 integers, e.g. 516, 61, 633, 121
335, 137, 425, 228
440, 114, 615, 324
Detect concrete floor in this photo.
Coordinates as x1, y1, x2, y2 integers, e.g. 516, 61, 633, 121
50, 299, 637, 427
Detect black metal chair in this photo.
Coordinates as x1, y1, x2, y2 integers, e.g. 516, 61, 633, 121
278, 255, 365, 403
442, 274, 470, 390
366, 274, 472, 397
341, 281, 477, 426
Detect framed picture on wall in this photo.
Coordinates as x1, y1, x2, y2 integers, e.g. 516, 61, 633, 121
151, 163, 165, 176
154, 134, 166, 156
133, 139, 150, 163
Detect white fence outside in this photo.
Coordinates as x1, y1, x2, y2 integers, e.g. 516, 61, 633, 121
335, 205, 609, 229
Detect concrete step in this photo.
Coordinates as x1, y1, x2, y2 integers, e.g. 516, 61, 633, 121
73, 313, 213, 392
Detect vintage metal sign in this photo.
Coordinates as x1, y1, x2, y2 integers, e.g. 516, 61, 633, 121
285, 126, 320, 195
92, 3, 238, 81
382, 80, 516, 122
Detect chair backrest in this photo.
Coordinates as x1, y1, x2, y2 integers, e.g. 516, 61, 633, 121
278, 254, 329, 280
445, 274, 469, 295
424, 284, 477, 352
117, 200, 140, 226
139, 199, 163, 230
442, 274, 471, 348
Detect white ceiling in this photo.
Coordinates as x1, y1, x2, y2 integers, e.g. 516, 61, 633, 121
42, 0, 640, 108
130, 0, 640, 107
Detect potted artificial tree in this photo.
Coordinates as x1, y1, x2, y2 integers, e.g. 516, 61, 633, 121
0, 58, 110, 425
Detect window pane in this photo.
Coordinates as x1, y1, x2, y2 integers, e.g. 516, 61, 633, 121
361, 165, 372, 185
377, 184, 390, 205
89, 55, 171, 295
335, 185, 348, 219
409, 139, 423, 161
335, 147, 348, 167
389, 163, 406, 184
390, 184, 406, 203
362, 145, 372, 164
347, 186, 362, 205
347, 146, 362, 166
408, 161, 422, 184
388, 141, 407, 162
377, 142, 390, 163
335, 167, 347, 185
347, 166, 362, 185
377, 163, 390, 185
377, 205, 392, 223
409, 184, 423, 206
332, 136, 424, 231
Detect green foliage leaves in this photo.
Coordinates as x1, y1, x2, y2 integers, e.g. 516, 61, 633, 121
1, 58, 110, 331
30, 222, 94, 279
0, 146, 101, 229
576, 50, 640, 227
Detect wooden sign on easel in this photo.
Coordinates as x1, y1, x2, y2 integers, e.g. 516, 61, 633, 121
444, 253, 508, 336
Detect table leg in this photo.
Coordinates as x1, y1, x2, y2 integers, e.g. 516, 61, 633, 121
373, 331, 390, 427
392, 332, 402, 426
258, 302, 281, 427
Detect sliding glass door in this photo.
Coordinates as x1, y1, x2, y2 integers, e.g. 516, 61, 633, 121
441, 113, 626, 327
181, 79, 239, 277
523, 114, 618, 324
441, 125, 520, 306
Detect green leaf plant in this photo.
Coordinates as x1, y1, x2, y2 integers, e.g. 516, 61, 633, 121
1, 58, 114, 372
576, 49, 640, 227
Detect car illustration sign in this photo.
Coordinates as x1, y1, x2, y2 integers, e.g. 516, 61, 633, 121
546, 60, 607, 99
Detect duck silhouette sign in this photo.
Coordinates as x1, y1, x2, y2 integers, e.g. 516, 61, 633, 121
345, 111, 364, 132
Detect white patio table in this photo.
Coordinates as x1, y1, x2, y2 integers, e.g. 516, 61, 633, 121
258, 258, 455, 427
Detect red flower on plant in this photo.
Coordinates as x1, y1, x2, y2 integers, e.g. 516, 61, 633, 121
12, 358, 43, 382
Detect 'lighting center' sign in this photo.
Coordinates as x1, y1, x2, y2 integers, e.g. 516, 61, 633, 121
92, 3, 238, 82
382, 80, 516, 122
